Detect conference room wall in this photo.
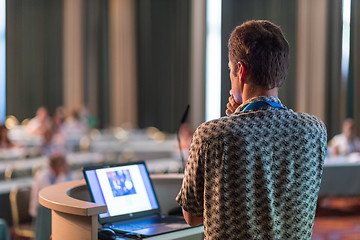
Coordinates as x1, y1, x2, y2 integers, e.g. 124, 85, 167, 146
6, 0, 63, 121
348, 0, 360, 141
136, 0, 191, 133
325, 0, 344, 141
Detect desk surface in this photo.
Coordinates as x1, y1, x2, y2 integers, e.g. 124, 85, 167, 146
319, 155, 360, 197
113, 226, 204, 240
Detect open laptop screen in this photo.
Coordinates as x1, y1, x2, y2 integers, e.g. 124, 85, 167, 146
83, 162, 160, 223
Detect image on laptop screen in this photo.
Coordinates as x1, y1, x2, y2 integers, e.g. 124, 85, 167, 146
83, 162, 160, 223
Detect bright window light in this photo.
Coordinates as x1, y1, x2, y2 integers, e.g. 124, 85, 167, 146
0, 0, 5, 123
341, 0, 351, 81
205, 0, 222, 121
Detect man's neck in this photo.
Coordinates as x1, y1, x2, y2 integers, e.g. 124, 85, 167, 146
242, 84, 278, 103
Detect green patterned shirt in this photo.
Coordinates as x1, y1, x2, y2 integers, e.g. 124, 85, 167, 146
177, 96, 327, 240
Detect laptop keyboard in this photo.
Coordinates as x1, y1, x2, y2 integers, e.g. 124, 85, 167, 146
109, 216, 187, 233
111, 223, 146, 231
110, 217, 162, 231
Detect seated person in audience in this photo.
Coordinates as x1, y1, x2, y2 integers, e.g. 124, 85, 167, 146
41, 107, 68, 156
179, 123, 193, 150
329, 118, 360, 156
62, 109, 89, 137
0, 125, 14, 149
41, 128, 66, 157
29, 152, 74, 218
0, 125, 26, 158
51, 106, 66, 135
177, 123, 194, 162
26, 106, 52, 136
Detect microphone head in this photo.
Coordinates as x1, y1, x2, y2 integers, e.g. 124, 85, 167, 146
180, 105, 190, 124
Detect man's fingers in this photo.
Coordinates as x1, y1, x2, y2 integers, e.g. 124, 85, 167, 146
227, 93, 241, 116
227, 102, 235, 112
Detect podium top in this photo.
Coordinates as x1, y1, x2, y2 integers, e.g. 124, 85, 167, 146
39, 179, 107, 216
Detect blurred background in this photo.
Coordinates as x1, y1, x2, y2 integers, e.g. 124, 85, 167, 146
0, 0, 358, 139
0, 0, 360, 239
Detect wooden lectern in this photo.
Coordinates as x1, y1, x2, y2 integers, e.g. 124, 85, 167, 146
39, 180, 106, 240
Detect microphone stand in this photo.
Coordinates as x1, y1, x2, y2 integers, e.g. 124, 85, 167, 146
176, 105, 190, 172
176, 130, 186, 172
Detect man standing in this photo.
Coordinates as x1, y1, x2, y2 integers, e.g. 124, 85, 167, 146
176, 20, 327, 239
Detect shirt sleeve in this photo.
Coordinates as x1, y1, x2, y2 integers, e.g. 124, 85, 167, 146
176, 127, 206, 217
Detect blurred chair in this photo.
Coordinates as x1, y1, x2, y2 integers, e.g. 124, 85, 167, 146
79, 135, 90, 152
0, 218, 10, 240
9, 186, 34, 239
34, 206, 51, 240
31, 165, 43, 177
5, 167, 33, 181
102, 152, 118, 164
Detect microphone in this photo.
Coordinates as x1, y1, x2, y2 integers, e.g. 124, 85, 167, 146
180, 105, 190, 125
177, 105, 190, 172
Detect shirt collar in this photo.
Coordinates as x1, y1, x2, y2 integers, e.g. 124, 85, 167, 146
234, 96, 285, 114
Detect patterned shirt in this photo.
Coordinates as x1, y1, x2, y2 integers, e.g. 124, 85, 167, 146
176, 96, 327, 240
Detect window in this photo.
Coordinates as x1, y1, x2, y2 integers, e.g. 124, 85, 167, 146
205, 0, 222, 121
341, 0, 351, 81
0, 0, 5, 123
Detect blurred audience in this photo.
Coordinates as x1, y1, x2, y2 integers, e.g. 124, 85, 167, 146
0, 125, 15, 149
179, 123, 193, 150
41, 128, 66, 157
26, 107, 51, 136
62, 109, 89, 138
29, 153, 74, 218
40, 106, 68, 156
176, 123, 194, 164
329, 118, 360, 156
0, 125, 26, 158
14, 105, 92, 156
51, 106, 66, 135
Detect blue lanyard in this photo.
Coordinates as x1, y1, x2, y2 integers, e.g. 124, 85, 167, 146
242, 101, 285, 112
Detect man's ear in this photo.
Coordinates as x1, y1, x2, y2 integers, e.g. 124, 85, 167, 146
237, 61, 246, 83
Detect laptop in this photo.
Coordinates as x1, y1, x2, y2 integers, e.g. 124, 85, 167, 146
83, 161, 194, 238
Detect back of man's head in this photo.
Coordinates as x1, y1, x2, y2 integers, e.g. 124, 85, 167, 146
228, 20, 289, 89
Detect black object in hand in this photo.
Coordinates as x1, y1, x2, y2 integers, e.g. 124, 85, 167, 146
98, 228, 116, 240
